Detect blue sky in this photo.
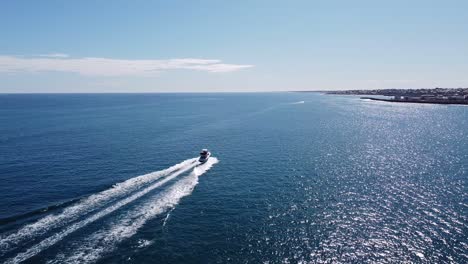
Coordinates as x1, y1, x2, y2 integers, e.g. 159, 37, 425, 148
1, 0, 467, 92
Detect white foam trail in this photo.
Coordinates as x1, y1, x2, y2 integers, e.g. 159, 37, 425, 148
4, 161, 198, 264
290, 101, 305, 104
162, 208, 175, 227
0, 158, 196, 254
55, 158, 218, 264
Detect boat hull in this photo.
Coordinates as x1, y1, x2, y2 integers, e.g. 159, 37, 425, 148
198, 152, 211, 163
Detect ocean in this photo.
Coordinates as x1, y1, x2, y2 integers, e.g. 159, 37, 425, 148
0, 93, 466, 263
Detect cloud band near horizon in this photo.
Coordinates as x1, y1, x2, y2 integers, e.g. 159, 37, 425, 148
0, 55, 253, 76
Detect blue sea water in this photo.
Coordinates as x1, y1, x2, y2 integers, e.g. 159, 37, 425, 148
0, 93, 467, 263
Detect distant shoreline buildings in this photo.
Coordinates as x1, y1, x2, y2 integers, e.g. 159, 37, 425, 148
324, 88, 468, 105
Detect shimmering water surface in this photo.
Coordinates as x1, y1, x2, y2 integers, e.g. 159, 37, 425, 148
0, 93, 466, 263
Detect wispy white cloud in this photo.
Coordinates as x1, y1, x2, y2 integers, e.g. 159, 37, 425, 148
38, 53, 70, 58
0, 55, 253, 76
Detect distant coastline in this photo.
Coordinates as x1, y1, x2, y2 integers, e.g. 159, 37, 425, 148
308, 88, 468, 105
360, 96, 468, 105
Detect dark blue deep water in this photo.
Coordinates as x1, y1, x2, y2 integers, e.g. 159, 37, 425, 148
0, 93, 467, 263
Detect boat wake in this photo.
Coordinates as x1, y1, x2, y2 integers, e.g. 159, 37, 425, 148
290, 101, 305, 105
0, 157, 218, 264
52, 157, 218, 264
0, 158, 196, 253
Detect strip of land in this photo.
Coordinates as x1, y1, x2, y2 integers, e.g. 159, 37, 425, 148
325, 88, 468, 105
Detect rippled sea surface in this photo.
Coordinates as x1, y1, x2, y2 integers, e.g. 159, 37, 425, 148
0, 93, 467, 263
